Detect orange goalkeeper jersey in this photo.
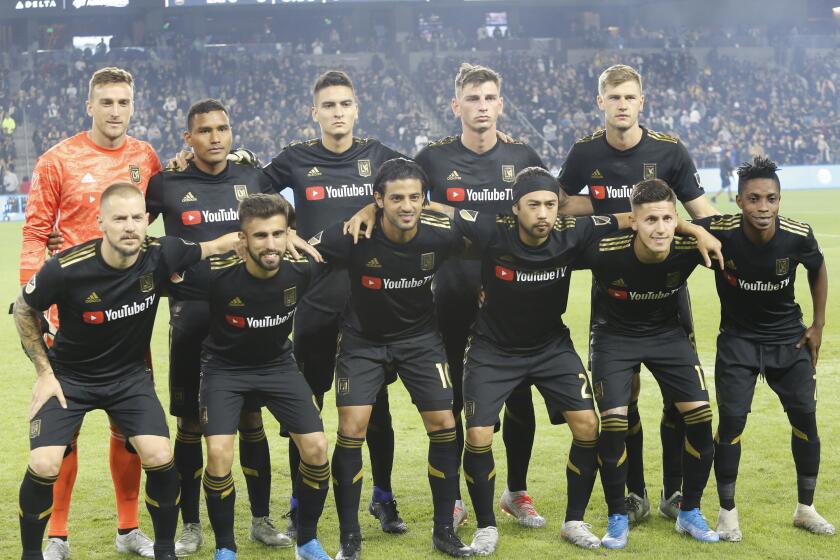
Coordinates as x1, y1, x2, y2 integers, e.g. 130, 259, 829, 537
19, 132, 161, 285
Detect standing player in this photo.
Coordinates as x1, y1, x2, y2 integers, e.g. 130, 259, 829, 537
183, 194, 332, 560
263, 71, 407, 536
692, 157, 833, 540
19, 67, 161, 559
711, 150, 735, 204
576, 179, 720, 548
415, 63, 547, 528
558, 64, 719, 523
145, 99, 287, 554
14, 183, 238, 560
313, 159, 471, 559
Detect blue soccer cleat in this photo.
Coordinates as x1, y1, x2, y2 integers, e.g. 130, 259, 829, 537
675, 508, 720, 543
601, 513, 629, 549
214, 548, 237, 560
296, 538, 333, 560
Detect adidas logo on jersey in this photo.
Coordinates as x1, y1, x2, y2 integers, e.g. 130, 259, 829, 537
447, 170, 462, 181
85, 292, 101, 303
611, 278, 627, 287
81, 173, 96, 184
228, 297, 245, 307
366, 258, 382, 268
590, 169, 603, 179
182, 191, 198, 202
307, 167, 322, 177
725, 259, 737, 270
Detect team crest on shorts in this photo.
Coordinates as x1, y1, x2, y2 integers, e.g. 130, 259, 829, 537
421, 252, 435, 271
643, 163, 657, 180
129, 165, 141, 184
172, 388, 184, 404
234, 185, 248, 201
502, 165, 515, 182
666, 271, 681, 289
592, 381, 604, 400
464, 400, 475, 418
357, 160, 372, 177
200, 407, 209, 425
284, 287, 297, 307
29, 419, 41, 439
776, 258, 790, 276
337, 378, 350, 395
139, 273, 154, 293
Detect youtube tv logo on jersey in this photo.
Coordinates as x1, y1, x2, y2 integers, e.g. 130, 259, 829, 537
225, 315, 246, 329
361, 276, 382, 290
446, 188, 466, 202
495, 266, 514, 282
305, 186, 326, 201
181, 210, 202, 225
83, 311, 105, 324
590, 185, 606, 200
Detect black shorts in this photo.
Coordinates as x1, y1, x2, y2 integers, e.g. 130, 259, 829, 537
334, 330, 453, 412
590, 329, 709, 411
30, 370, 169, 450
168, 300, 209, 418
200, 354, 324, 437
715, 334, 817, 416
463, 335, 594, 428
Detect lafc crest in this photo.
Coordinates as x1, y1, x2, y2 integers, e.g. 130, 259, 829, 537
129, 165, 141, 184
776, 258, 790, 276
421, 252, 435, 271
502, 165, 515, 182
284, 286, 297, 306
234, 185, 248, 201
139, 273, 154, 293
357, 160, 372, 177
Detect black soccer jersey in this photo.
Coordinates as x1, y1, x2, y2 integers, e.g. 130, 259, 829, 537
263, 137, 404, 240
693, 214, 824, 343
575, 231, 703, 336
21, 236, 202, 382
455, 210, 617, 352
145, 161, 274, 300
195, 252, 313, 370
310, 210, 463, 343
559, 127, 704, 214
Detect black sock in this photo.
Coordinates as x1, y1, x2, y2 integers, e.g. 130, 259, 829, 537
332, 433, 364, 536
203, 471, 236, 552
625, 401, 645, 496
502, 384, 535, 492
297, 460, 330, 544
239, 426, 270, 518
463, 440, 496, 528
714, 415, 746, 510
680, 405, 714, 511
174, 428, 203, 525
19, 466, 57, 558
598, 414, 629, 515
788, 411, 820, 506
144, 459, 180, 556
288, 438, 301, 506
566, 437, 598, 522
661, 405, 685, 498
428, 428, 460, 528
367, 386, 395, 494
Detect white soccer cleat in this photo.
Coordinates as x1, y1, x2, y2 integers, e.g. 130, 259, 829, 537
499, 488, 546, 528
115, 528, 155, 558
715, 507, 742, 542
174, 522, 203, 555
793, 504, 836, 535
43, 537, 71, 560
470, 526, 498, 556
561, 520, 601, 549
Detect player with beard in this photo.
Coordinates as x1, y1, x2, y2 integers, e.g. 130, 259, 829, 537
558, 64, 719, 524
415, 63, 546, 529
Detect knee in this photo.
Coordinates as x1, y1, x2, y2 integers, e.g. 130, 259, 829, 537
338, 414, 369, 439
205, 440, 234, 474
142, 447, 174, 469
571, 413, 599, 441
298, 433, 328, 464
238, 409, 263, 430
717, 415, 748, 442
466, 427, 493, 447
29, 454, 62, 478
423, 410, 455, 433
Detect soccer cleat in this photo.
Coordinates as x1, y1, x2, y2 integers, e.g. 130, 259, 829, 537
793, 504, 836, 535
432, 525, 474, 557
284, 508, 298, 541
43, 537, 71, 560
296, 538, 333, 560
174, 522, 203, 556
675, 508, 720, 543
601, 514, 629, 549
453, 499, 469, 529
625, 490, 651, 524
469, 526, 498, 556
715, 507, 742, 542
499, 489, 546, 528
213, 548, 236, 560
250, 516, 293, 547
335, 532, 362, 560
659, 490, 682, 520
369, 498, 408, 534
115, 529, 155, 558
561, 521, 601, 549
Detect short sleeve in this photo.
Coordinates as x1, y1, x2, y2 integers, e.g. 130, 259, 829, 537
690, 215, 734, 243
575, 215, 619, 245
308, 222, 352, 266
159, 236, 203, 275
168, 259, 211, 300
558, 144, 585, 195
145, 172, 164, 221
799, 226, 824, 272
453, 210, 498, 252
669, 141, 704, 203
22, 257, 64, 311
263, 148, 294, 193
257, 169, 276, 195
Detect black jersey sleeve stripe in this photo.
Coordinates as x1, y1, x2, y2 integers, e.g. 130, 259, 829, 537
574, 129, 606, 144
58, 245, 96, 266
59, 251, 97, 268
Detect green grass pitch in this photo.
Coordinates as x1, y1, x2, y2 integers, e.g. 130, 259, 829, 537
1, 190, 838, 558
